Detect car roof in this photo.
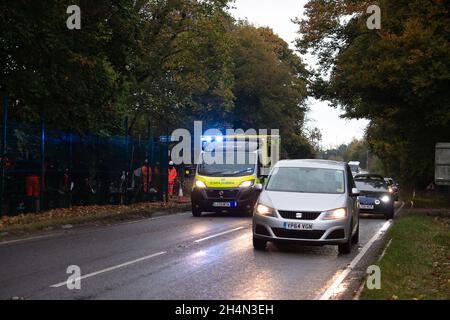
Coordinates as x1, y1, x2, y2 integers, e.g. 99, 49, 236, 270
275, 159, 347, 170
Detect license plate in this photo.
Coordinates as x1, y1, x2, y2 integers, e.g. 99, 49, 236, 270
360, 204, 374, 210
284, 222, 313, 230
212, 202, 237, 208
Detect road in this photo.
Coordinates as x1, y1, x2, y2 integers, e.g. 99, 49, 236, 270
0, 210, 393, 300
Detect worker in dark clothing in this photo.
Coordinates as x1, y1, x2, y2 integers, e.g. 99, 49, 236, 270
97, 159, 110, 205
58, 167, 72, 208
72, 162, 90, 206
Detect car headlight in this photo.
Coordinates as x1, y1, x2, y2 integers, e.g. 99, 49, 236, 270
239, 180, 254, 188
322, 208, 347, 220
195, 180, 207, 189
255, 204, 273, 216
381, 195, 391, 203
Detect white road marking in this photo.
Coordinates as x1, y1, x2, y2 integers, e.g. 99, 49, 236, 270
0, 234, 57, 246
378, 238, 393, 262
318, 202, 405, 300
318, 220, 392, 300
50, 251, 166, 288
194, 226, 245, 243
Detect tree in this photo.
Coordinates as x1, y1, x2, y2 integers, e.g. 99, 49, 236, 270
344, 139, 368, 169
230, 23, 314, 159
1, 1, 317, 161
0, 0, 140, 134
0, 0, 235, 136
127, 0, 235, 135
296, 0, 450, 187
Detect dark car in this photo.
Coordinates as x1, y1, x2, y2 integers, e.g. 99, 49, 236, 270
354, 174, 395, 220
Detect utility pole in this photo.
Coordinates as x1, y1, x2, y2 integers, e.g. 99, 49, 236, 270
40, 116, 45, 212
366, 148, 369, 171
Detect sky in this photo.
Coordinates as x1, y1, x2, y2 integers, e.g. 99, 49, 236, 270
230, 0, 369, 148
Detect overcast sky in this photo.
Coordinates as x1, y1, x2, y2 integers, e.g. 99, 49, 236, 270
230, 0, 369, 148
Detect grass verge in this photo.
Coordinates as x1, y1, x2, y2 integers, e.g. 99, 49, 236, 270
0, 200, 191, 240
400, 190, 450, 209
361, 212, 450, 300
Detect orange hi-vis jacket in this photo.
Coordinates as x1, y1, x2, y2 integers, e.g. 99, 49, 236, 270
141, 165, 152, 192
168, 167, 177, 183
141, 165, 152, 182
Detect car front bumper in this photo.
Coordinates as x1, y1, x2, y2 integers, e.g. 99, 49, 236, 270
191, 187, 258, 213
252, 213, 350, 245
359, 196, 394, 214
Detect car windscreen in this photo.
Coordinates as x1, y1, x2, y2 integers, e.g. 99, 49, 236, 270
266, 167, 345, 194
355, 180, 388, 192
197, 152, 256, 177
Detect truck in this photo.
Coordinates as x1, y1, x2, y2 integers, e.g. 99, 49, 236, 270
191, 134, 279, 217
348, 161, 361, 176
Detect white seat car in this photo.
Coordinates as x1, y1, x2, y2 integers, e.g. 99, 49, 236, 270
252, 159, 360, 254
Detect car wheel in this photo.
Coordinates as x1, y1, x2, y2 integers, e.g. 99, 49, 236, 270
351, 222, 359, 244
384, 207, 394, 220
192, 205, 202, 217
253, 237, 267, 251
338, 223, 352, 254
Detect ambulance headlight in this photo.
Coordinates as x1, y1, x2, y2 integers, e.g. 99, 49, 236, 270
195, 180, 207, 189
239, 180, 254, 188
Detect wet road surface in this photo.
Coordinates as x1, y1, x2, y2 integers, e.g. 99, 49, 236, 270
0, 210, 393, 300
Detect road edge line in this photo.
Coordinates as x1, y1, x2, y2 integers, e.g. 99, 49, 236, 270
317, 201, 404, 300
317, 220, 392, 300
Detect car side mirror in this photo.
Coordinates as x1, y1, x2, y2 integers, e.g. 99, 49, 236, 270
254, 184, 263, 192
351, 188, 360, 197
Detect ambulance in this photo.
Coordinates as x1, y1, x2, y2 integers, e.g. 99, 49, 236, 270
191, 135, 279, 216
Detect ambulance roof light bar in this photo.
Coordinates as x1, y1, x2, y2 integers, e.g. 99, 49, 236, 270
201, 134, 280, 151
201, 134, 279, 141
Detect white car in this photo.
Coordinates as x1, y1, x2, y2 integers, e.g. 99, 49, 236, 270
252, 159, 360, 254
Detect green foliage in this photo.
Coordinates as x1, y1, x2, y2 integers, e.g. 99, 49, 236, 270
230, 23, 314, 159
296, 0, 450, 187
0, 1, 316, 158
0, 0, 139, 134
344, 139, 368, 167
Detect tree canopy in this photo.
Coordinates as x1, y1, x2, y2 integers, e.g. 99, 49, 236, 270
296, 0, 450, 187
0, 1, 315, 159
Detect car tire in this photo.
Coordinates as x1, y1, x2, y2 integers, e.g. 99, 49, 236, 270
338, 223, 353, 254
192, 205, 202, 217
384, 207, 394, 220
253, 237, 267, 251
351, 222, 359, 244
